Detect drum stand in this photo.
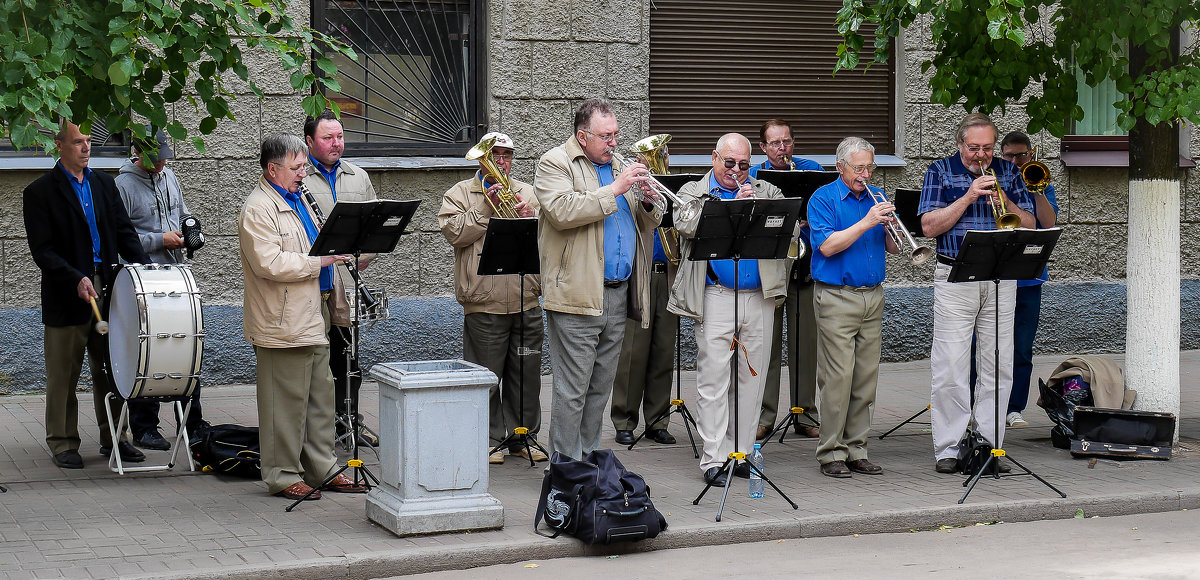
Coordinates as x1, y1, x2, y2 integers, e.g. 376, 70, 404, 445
104, 394, 196, 475
627, 321, 700, 458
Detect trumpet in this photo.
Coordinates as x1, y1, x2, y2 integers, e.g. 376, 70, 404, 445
465, 135, 521, 218
299, 183, 378, 310
866, 189, 934, 265
977, 163, 1022, 229
610, 150, 706, 223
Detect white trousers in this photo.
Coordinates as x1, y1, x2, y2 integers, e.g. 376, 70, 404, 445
695, 286, 775, 472
930, 263, 1016, 460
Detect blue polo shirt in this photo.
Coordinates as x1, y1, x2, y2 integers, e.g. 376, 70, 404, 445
60, 163, 102, 265
597, 162, 635, 282
310, 156, 340, 198
917, 154, 1033, 258
706, 174, 761, 290
1018, 183, 1060, 287
269, 182, 333, 292
808, 178, 887, 287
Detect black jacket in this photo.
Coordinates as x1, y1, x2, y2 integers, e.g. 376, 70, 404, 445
23, 165, 150, 326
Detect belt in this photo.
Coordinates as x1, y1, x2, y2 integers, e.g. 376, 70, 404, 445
603, 279, 627, 288
321, 290, 333, 301
936, 255, 955, 267
816, 281, 879, 292
651, 261, 668, 274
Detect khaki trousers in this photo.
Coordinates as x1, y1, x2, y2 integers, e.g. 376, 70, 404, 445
760, 279, 819, 428
813, 283, 883, 465
44, 322, 126, 455
611, 268, 677, 431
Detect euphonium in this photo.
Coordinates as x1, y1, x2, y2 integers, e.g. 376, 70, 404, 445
465, 135, 520, 218
980, 163, 1022, 229
1019, 147, 1051, 195
630, 134, 682, 265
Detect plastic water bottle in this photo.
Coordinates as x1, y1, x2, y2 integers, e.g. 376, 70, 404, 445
748, 443, 765, 498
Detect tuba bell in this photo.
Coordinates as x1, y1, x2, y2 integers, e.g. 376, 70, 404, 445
465, 135, 520, 218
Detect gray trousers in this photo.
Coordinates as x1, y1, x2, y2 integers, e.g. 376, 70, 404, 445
463, 307, 545, 448
44, 322, 126, 455
813, 283, 883, 465
546, 282, 627, 460
611, 269, 676, 431
760, 279, 819, 428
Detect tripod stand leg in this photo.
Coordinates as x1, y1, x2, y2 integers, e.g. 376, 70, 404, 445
676, 403, 700, 459
878, 405, 931, 440
714, 459, 738, 522
746, 462, 799, 509
958, 455, 996, 504
1004, 454, 1067, 498
692, 457, 733, 506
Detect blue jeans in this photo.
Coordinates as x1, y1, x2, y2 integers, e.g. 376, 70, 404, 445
1009, 284, 1043, 413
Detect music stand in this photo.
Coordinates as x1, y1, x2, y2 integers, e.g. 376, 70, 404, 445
689, 196, 802, 521
947, 227, 1067, 504
878, 187, 930, 439
754, 170, 838, 446
287, 198, 418, 511
477, 216, 548, 467
626, 173, 702, 457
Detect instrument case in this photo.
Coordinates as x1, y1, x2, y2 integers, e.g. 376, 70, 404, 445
1069, 406, 1176, 460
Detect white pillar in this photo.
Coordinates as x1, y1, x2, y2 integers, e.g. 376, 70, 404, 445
1125, 178, 1180, 438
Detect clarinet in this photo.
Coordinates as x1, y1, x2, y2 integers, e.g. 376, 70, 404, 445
299, 183, 377, 310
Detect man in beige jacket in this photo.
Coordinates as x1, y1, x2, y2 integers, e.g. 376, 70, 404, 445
239, 133, 365, 501
439, 131, 546, 465
533, 98, 661, 461
669, 133, 794, 487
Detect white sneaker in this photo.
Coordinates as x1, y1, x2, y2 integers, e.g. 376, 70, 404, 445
489, 449, 505, 464
1006, 411, 1029, 427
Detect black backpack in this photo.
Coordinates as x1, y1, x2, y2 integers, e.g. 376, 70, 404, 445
534, 449, 667, 544
191, 424, 261, 478
958, 429, 993, 476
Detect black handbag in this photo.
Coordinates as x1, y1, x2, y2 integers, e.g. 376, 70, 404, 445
191, 424, 261, 478
534, 449, 667, 544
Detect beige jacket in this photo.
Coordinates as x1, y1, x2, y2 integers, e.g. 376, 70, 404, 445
667, 170, 793, 322
302, 159, 377, 327
533, 136, 662, 326
239, 176, 327, 348
438, 173, 542, 314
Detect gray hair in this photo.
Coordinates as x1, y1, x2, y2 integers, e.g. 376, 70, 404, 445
715, 133, 751, 155
956, 112, 997, 145
835, 136, 875, 165
574, 98, 615, 132
259, 132, 308, 170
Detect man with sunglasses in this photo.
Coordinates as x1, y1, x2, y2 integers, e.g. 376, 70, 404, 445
533, 98, 660, 462
669, 133, 794, 487
918, 113, 1035, 475
749, 118, 824, 442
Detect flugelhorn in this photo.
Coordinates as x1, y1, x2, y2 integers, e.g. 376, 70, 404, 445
1019, 146, 1051, 195
979, 163, 1022, 229
465, 135, 520, 218
867, 189, 934, 265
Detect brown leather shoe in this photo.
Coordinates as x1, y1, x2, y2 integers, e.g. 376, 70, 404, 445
797, 425, 819, 438
323, 473, 369, 493
820, 460, 852, 478
846, 458, 883, 475
276, 481, 320, 500
756, 425, 770, 440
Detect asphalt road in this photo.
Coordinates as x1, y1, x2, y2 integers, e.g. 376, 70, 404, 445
391, 509, 1200, 579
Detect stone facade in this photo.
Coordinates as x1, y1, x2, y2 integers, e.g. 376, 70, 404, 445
0, 3, 1196, 392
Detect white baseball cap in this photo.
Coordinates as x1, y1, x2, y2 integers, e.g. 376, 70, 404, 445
482, 131, 516, 151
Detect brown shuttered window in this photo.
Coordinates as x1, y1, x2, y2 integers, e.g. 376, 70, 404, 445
649, 0, 894, 155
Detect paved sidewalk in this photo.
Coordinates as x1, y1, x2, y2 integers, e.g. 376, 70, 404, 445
0, 352, 1197, 579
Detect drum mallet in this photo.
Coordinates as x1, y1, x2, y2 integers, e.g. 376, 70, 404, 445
88, 295, 108, 335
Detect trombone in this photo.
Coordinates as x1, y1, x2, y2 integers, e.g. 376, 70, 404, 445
867, 189, 934, 265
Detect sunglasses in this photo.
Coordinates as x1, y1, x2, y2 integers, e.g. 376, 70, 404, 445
718, 154, 751, 171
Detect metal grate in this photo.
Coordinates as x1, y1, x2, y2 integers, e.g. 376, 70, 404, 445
313, 0, 483, 155
648, 0, 895, 155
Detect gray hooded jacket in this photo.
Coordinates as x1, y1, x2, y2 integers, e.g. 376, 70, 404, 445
114, 159, 189, 264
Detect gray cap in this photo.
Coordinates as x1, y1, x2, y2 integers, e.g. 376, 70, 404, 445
134, 128, 174, 163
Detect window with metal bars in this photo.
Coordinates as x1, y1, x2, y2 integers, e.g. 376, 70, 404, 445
312, 0, 484, 155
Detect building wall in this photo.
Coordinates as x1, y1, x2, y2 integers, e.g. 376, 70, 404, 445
0, 3, 1196, 393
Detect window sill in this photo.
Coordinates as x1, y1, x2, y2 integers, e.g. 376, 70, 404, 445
1060, 134, 1196, 168
0, 156, 125, 171
666, 154, 907, 172
347, 156, 478, 170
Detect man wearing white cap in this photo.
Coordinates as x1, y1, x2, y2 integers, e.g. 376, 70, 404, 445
439, 131, 546, 464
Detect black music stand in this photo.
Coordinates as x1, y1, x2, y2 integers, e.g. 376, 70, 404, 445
947, 227, 1066, 504
689, 196, 802, 521
477, 216, 548, 467
754, 170, 838, 446
626, 173, 702, 457
287, 198, 418, 511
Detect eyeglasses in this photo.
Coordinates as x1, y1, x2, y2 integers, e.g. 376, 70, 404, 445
493, 152, 515, 161
272, 162, 306, 174
1000, 150, 1031, 160
718, 154, 751, 171
964, 144, 994, 154
581, 129, 619, 143
763, 138, 794, 150
846, 163, 878, 174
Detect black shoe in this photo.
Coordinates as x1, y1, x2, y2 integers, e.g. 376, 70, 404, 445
733, 462, 752, 479
133, 429, 171, 451
846, 458, 883, 475
648, 429, 676, 444
100, 441, 146, 463
614, 430, 635, 445
187, 421, 212, 447
935, 458, 959, 474
52, 450, 84, 469
703, 466, 728, 487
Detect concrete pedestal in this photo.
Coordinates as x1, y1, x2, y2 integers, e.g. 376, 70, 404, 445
366, 360, 503, 537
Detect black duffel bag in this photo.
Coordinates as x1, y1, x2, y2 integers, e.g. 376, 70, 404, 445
535, 449, 667, 544
191, 424, 261, 478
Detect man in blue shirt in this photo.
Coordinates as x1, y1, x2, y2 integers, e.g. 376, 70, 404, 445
918, 113, 1036, 474
749, 118, 825, 442
808, 137, 897, 478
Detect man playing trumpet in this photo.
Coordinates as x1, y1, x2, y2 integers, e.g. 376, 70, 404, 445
438, 132, 546, 464
918, 113, 1035, 474
807, 137, 896, 478
669, 133, 792, 487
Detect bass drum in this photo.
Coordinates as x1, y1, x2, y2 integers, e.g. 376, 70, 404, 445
108, 264, 204, 399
